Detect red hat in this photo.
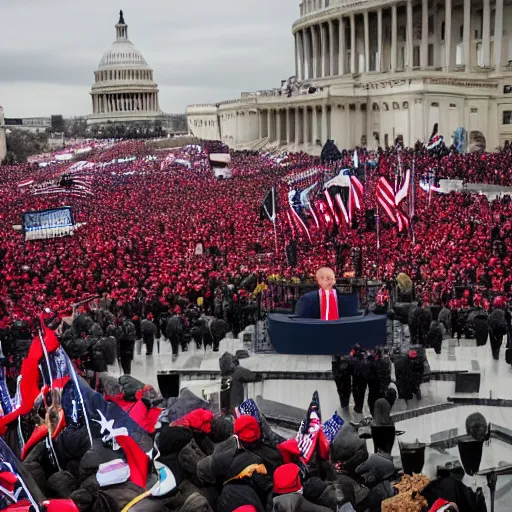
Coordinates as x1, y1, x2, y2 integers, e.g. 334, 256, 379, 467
234, 415, 261, 444
429, 498, 459, 511
493, 296, 505, 308
273, 463, 302, 494
233, 507, 258, 512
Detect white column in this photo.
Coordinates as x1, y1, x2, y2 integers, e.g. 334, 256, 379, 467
495, 0, 503, 71
295, 33, 299, 78
295, 107, 301, 145
421, 0, 428, 68
364, 10, 370, 73
350, 14, 356, 73
303, 107, 309, 145
377, 9, 383, 72
339, 17, 346, 74
267, 110, 272, 141
258, 112, 263, 139
312, 25, 319, 77
286, 108, 291, 144
312, 106, 318, 143
329, 20, 335, 76
391, 4, 397, 72
321, 104, 328, 143
406, 0, 413, 69
444, 0, 452, 70
276, 110, 282, 144
298, 31, 304, 79
482, 0, 490, 67
320, 23, 327, 77
304, 28, 312, 79
463, 0, 471, 69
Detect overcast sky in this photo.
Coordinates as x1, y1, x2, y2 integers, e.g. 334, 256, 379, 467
0, 0, 298, 118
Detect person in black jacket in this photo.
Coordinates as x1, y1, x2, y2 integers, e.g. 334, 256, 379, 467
140, 313, 158, 355
118, 316, 136, 374
489, 297, 508, 360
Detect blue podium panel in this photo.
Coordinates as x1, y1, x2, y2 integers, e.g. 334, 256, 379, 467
267, 313, 387, 355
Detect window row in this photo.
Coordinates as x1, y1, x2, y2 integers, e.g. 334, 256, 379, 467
95, 69, 153, 82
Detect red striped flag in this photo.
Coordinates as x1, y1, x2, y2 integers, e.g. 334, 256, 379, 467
376, 177, 397, 223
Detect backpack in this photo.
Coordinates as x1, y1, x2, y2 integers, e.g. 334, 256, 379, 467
121, 320, 137, 342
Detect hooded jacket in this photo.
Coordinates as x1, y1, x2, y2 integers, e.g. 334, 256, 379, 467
272, 493, 333, 512
219, 352, 256, 411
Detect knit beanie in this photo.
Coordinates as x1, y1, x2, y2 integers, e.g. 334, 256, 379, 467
234, 415, 261, 444
273, 463, 303, 494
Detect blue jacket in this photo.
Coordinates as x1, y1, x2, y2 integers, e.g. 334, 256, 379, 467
295, 289, 347, 319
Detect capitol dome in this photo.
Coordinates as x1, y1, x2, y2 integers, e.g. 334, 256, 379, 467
88, 11, 164, 126
98, 41, 150, 71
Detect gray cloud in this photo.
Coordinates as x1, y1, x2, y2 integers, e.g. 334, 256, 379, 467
0, 0, 298, 117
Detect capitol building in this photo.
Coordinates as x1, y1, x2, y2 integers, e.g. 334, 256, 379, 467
187, 0, 512, 152
88, 11, 165, 126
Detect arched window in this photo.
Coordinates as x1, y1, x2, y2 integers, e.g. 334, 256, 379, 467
372, 103, 380, 111
382, 102, 389, 111
393, 102, 400, 110
402, 101, 409, 109
431, 102, 439, 107
360, 103, 367, 111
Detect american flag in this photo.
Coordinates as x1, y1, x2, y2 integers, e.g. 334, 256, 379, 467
322, 412, 344, 444
296, 391, 322, 463
0, 438, 41, 510
234, 398, 260, 419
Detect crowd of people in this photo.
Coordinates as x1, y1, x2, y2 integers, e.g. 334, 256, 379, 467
0, 140, 511, 329
1, 138, 512, 510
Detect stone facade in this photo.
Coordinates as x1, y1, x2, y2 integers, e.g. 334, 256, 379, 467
187, 0, 512, 152
88, 11, 165, 126
0, 107, 6, 162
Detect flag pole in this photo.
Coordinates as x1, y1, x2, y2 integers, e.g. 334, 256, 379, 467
271, 187, 278, 257
410, 154, 416, 244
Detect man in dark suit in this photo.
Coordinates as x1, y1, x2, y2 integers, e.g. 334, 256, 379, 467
295, 267, 346, 319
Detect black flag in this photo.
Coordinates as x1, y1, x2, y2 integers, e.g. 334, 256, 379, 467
260, 187, 277, 223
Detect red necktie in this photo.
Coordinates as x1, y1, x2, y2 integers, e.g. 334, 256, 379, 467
321, 290, 339, 320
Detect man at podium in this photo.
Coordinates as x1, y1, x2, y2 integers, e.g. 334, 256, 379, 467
295, 267, 345, 320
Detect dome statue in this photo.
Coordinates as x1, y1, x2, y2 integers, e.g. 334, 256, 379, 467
88, 11, 165, 126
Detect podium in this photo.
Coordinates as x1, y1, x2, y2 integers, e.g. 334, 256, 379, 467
267, 313, 387, 355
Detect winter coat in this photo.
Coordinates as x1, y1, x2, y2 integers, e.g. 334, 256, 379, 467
372, 399, 393, 426
303, 475, 366, 511
166, 315, 184, 341
438, 307, 452, 334
243, 440, 283, 475
197, 436, 239, 486
331, 424, 368, 474
422, 475, 487, 512
489, 309, 508, 336
94, 335, 117, 365
426, 321, 443, 354
473, 311, 489, 346
272, 494, 333, 512
119, 375, 145, 401
73, 314, 94, 336
161, 388, 211, 424
219, 352, 256, 411
217, 450, 272, 512
356, 453, 396, 512
141, 319, 158, 336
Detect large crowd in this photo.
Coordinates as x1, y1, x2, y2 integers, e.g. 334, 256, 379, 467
1, 139, 512, 511
0, 140, 511, 326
